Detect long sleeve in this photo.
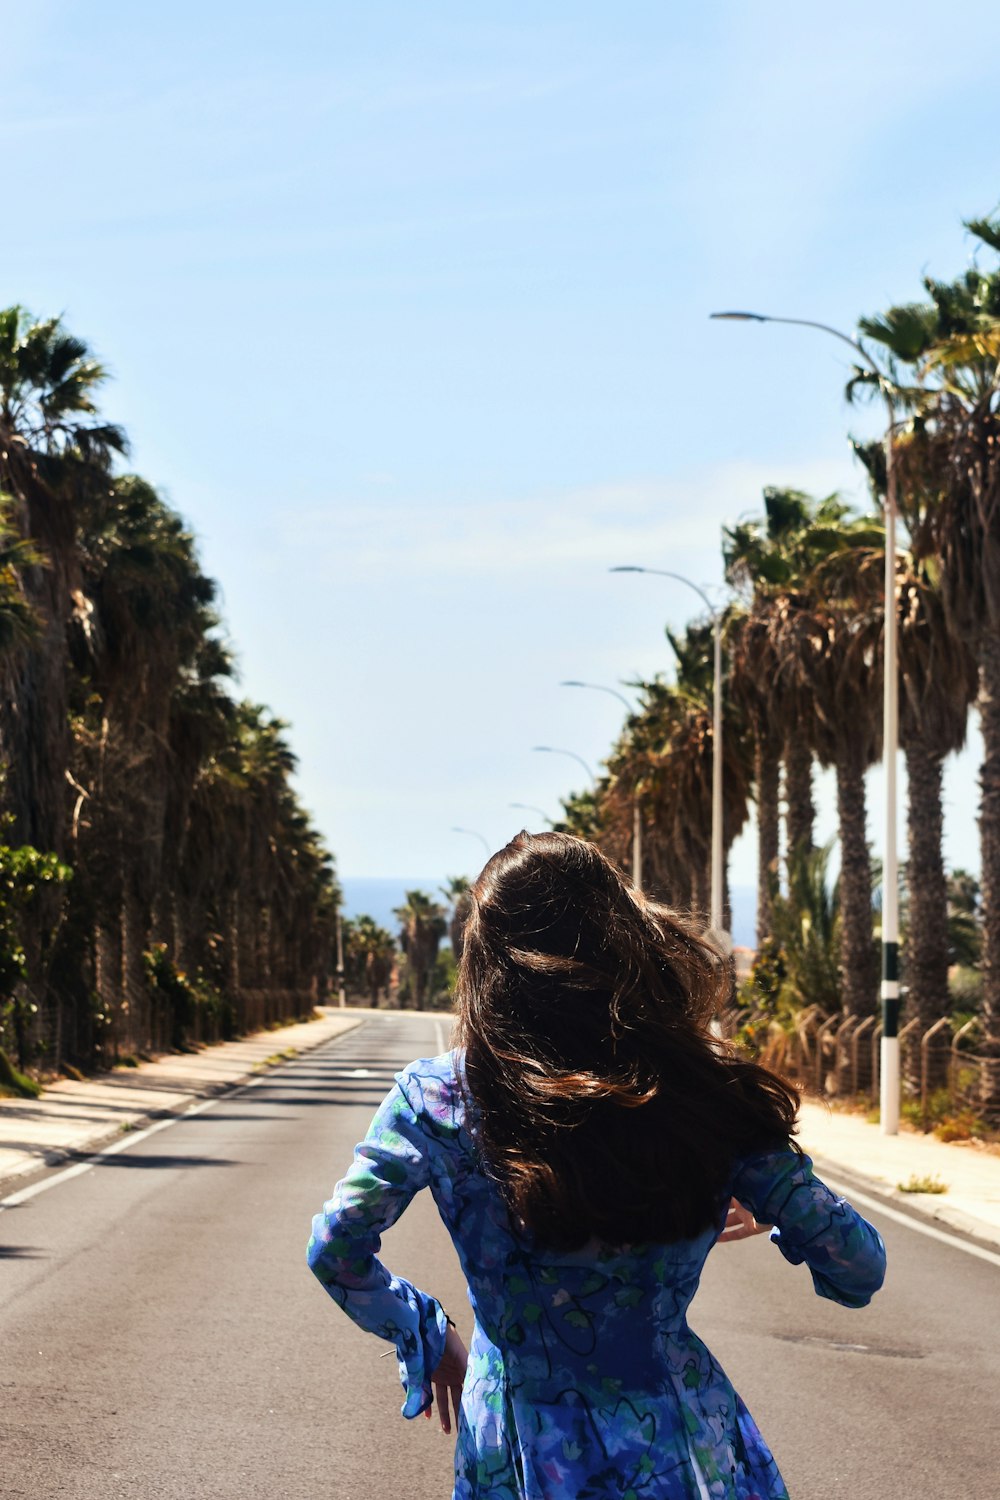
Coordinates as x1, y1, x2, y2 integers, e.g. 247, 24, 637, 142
307, 1077, 449, 1417
731, 1148, 887, 1308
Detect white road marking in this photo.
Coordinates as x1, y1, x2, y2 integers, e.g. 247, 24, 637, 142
821, 1172, 1000, 1269
7, 1046, 999, 1273
0, 1073, 272, 1213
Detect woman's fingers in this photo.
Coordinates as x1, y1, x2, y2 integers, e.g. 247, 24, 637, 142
717, 1198, 771, 1242
426, 1323, 469, 1433
433, 1379, 463, 1434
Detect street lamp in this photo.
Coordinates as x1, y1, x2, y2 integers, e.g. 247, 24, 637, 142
335, 907, 346, 1008
532, 745, 597, 784
509, 802, 552, 824
711, 309, 900, 1136
611, 567, 725, 941
560, 680, 643, 887
451, 826, 492, 858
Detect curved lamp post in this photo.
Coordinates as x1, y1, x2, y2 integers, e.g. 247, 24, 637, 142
509, 801, 552, 825
710, 309, 900, 1135
532, 745, 597, 785
611, 567, 725, 940
451, 826, 492, 858
560, 680, 642, 888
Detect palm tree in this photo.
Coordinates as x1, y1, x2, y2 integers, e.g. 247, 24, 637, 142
177, 699, 337, 1033
725, 489, 828, 867
552, 787, 605, 844
0, 308, 127, 1047
68, 474, 223, 1052
0, 307, 126, 857
725, 490, 815, 941
440, 875, 473, 963
0, 501, 42, 657
726, 607, 782, 945
856, 217, 1000, 1095
850, 441, 978, 1050
896, 558, 977, 1053
345, 915, 396, 1006
725, 488, 874, 947
393, 890, 447, 1010
947, 870, 982, 970
162, 634, 237, 972
768, 842, 842, 1018
601, 627, 751, 922
758, 514, 885, 1016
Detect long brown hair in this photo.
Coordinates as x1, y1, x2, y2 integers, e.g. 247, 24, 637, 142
454, 830, 799, 1250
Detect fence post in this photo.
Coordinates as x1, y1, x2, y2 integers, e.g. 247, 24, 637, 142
897, 1016, 922, 1110
833, 1014, 858, 1097
794, 1005, 823, 1085
851, 1015, 876, 1099
812, 1013, 839, 1095
950, 1018, 980, 1107
870, 1020, 884, 1109
920, 1016, 952, 1126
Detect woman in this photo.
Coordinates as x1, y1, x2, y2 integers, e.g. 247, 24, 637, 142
308, 832, 885, 1499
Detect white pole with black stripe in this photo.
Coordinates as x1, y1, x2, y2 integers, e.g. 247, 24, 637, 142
880, 404, 901, 1134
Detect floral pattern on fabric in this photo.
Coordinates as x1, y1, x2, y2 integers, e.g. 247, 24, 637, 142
308, 1053, 886, 1498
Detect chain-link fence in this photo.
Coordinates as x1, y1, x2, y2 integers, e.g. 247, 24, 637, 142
1, 979, 317, 1078
720, 1003, 996, 1127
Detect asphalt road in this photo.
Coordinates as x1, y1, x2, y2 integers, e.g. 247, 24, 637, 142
2, 1012, 998, 1499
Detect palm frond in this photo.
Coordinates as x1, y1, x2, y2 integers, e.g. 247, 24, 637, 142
858, 303, 938, 362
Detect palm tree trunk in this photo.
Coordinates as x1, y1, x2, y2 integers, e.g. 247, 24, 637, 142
784, 735, 815, 858
755, 730, 780, 947
836, 748, 877, 1018
413, 954, 426, 1011
3, 584, 71, 857
122, 883, 150, 1058
95, 915, 124, 1062
978, 628, 1000, 1111
1, 575, 72, 1062
904, 740, 949, 1089
691, 865, 710, 922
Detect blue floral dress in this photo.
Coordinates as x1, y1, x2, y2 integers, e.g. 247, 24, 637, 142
308, 1052, 886, 1499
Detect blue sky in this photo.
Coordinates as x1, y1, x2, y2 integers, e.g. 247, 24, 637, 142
4, 2, 998, 888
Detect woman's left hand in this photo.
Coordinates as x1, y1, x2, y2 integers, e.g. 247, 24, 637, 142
425, 1322, 468, 1434
717, 1197, 772, 1243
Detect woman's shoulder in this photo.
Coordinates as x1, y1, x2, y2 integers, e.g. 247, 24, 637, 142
395, 1049, 466, 1135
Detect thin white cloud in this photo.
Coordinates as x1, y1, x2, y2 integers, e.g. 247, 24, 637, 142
277, 456, 862, 582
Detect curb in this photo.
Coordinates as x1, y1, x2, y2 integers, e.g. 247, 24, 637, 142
809, 1150, 1000, 1256
0, 1011, 366, 1201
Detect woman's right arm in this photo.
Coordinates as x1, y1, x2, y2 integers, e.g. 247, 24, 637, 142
307, 1076, 451, 1417
730, 1148, 886, 1308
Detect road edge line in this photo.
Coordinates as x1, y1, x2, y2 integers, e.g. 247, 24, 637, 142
0, 1014, 366, 1211
814, 1158, 1000, 1268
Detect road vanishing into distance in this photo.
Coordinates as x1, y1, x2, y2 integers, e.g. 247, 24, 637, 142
2, 1012, 998, 1499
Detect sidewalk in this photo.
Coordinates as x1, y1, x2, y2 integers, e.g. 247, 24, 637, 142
4, 1017, 1000, 1250
798, 1097, 1000, 1250
0, 1006, 364, 1196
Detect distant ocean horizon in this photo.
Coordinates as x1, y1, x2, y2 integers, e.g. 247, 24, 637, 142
341, 876, 757, 950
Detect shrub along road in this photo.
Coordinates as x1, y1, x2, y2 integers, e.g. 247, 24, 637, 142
1, 1013, 998, 1498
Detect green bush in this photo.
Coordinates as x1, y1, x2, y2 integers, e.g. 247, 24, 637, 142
144, 945, 232, 1048
0, 1045, 41, 1098
949, 966, 983, 1009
